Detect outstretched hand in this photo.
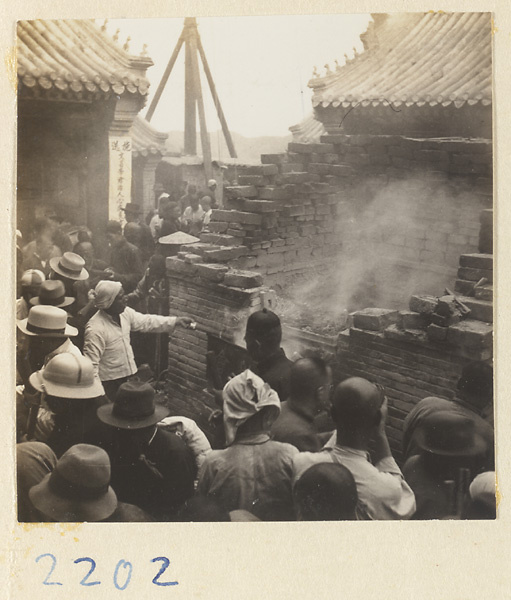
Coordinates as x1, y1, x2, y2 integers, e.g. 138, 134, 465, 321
176, 316, 194, 328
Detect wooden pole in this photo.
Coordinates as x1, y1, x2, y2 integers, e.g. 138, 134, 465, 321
189, 35, 213, 181
184, 34, 197, 155
196, 36, 238, 158
145, 34, 185, 123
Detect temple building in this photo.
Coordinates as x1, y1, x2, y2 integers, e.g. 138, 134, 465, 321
310, 12, 492, 138
17, 19, 155, 249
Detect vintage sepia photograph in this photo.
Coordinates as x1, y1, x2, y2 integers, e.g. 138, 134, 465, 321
15, 12, 494, 527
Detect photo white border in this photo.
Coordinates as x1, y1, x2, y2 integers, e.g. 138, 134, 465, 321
2, 1, 510, 597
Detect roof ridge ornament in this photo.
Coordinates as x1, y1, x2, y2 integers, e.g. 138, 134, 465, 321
123, 36, 131, 52
101, 19, 108, 32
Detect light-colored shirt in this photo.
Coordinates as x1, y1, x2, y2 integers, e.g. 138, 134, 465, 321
48, 338, 82, 359
293, 444, 416, 520
202, 209, 212, 227
182, 205, 205, 224
16, 298, 29, 321
149, 214, 163, 240
197, 432, 298, 521
84, 307, 176, 381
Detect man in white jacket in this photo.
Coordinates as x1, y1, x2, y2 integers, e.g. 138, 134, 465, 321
84, 280, 192, 399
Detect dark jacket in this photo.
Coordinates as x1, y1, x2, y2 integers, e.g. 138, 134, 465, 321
271, 401, 322, 452
46, 396, 111, 459
108, 238, 144, 292
254, 348, 293, 403
108, 428, 197, 521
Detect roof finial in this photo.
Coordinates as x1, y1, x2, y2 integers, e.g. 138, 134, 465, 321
123, 36, 131, 52
335, 59, 341, 71
101, 19, 108, 32
312, 66, 319, 78
353, 46, 359, 57
324, 63, 332, 75
344, 53, 349, 63
113, 28, 120, 43
141, 44, 148, 57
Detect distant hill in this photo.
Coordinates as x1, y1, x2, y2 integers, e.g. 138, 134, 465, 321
164, 129, 292, 162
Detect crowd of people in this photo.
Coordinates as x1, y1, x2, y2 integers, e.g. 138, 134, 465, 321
15, 187, 496, 523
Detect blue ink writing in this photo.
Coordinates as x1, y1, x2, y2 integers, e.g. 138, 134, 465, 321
74, 557, 101, 586
35, 553, 63, 586
151, 557, 178, 587
113, 559, 133, 591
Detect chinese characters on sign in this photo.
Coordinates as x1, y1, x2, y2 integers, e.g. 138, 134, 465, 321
109, 136, 133, 223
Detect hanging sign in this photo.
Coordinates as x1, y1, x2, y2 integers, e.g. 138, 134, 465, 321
108, 136, 132, 223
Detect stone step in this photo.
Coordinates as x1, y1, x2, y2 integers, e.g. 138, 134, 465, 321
459, 253, 493, 270
454, 295, 493, 323
474, 285, 493, 301
454, 279, 493, 303
456, 266, 493, 283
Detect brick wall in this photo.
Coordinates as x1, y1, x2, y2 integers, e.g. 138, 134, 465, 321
164, 256, 267, 443
162, 136, 493, 457
200, 134, 491, 307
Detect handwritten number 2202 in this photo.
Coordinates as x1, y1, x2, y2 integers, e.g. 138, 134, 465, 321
36, 554, 178, 588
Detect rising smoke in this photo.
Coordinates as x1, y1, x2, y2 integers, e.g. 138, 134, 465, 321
278, 174, 484, 330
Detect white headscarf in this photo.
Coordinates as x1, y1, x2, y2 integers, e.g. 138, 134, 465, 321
222, 369, 280, 446
91, 280, 122, 310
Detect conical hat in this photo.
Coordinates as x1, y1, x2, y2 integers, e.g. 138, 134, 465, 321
158, 232, 200, 245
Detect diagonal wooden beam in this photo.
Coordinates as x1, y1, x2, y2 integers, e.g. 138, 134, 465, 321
189, 35, 213, 180
196, 35, 237, 158
145, 32, 185, 122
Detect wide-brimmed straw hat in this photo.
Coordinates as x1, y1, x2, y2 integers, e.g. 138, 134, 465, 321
49, 252, 89, 281
29, 353, 104, 399
415, 412, 487, 457
158, 231, 200, 245
29, 280, 75, 308
17, 305, 78, 338
29, 444, 118, 522
97, 381, 170, 429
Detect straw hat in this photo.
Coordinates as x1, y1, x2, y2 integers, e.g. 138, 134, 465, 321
49, 252, 89, 281
17, 305, 78, 338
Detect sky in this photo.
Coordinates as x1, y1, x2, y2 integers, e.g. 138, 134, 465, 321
103, 15, 372, 138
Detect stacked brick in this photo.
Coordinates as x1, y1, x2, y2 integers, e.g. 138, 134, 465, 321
164, 253, 267, 441
338, 229, 492, 459
197, 134, 491, 293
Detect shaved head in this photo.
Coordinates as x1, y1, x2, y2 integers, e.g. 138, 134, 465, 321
290, 357, 329, 400
332, 377, 383, 434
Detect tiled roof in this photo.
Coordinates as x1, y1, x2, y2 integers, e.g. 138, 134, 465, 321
17, 19, 153, 99
131, 116, 168, 158
289, 114, 326, 143
310, 12, 492, 109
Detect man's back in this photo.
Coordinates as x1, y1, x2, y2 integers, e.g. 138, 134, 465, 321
293, 445, 416, 520
402, 455, 453, 520
271, 401, 322, 452
108, 428, 196, 520
197, 433, 298, 521
109, 239, 143, 292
